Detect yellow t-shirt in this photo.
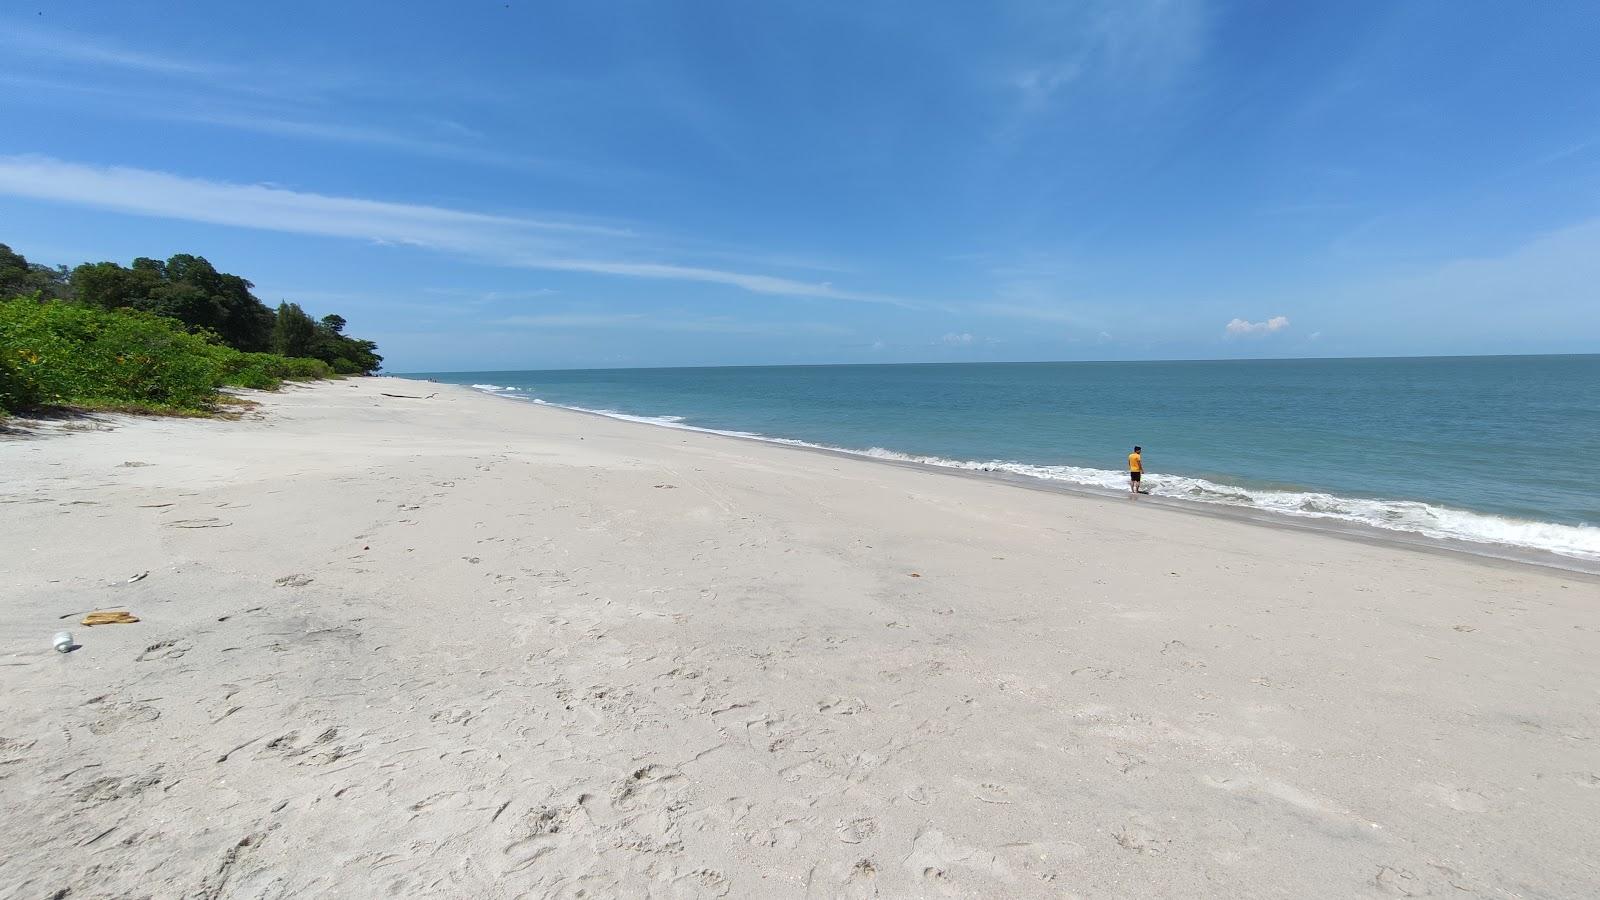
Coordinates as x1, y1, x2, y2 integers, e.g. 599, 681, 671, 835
1128, 452, 1142, 473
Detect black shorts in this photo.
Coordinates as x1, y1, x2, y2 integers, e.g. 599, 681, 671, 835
1129, 471, 1141, 482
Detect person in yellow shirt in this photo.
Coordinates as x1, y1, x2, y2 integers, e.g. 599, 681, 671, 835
1128, 445, 1144, 497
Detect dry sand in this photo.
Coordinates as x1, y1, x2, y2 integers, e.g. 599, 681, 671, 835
1, 377, 1597, 899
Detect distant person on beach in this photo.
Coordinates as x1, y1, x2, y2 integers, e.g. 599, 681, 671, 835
1128, 446, 1143, 496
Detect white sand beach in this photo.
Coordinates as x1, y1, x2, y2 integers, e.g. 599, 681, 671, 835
2, 377, 1597, 898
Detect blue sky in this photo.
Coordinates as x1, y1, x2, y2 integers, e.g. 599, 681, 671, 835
2, 1, 1597, 370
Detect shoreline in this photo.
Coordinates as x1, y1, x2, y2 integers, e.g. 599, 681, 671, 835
4, 376, 1598, 897
454, 381, 1600, 578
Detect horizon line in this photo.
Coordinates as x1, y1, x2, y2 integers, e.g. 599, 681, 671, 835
399, 350, 1600, 376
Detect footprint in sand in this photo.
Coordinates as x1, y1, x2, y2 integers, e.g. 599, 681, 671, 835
1107, 750, 1148, 775
502, 801, 589, 872
1374, 865, 1432, 897
817, 696, 867, 715
836, 816, 877, 844
839, 859, 879, 899
974, 782, 1014, 804
661, 868, 729, 898
83, 696, 161, 734
135, 639, 191, 662
903, 830, 1009, 893
0, 736, 37, 765
611, 764, 683, 812
429, 707, 477, 726
262, 726, 361, 765
1112, 820, 1170, 855
74, 771, 164, 803
997, 839, 1087, 883
746, 813, 818, 850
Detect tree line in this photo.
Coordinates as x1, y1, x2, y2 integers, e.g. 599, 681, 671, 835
0, 243, 381, 374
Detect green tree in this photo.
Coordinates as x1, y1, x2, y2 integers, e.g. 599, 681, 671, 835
69, 254, 275, 351
272, 301, 318, 358
70, 261, 160, 309
0, 244, 26, 292
306, 312, 382, 373
9, 241, 381, 375
1, 244, 69, 299
158, 254, 274, 351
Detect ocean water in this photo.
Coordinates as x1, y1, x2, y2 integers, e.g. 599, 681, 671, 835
410, 356, 1600, 563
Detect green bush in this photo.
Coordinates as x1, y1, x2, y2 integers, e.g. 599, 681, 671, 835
0, 296, 341, 415
1, 296, 221, 412
282, 356, 334, 380
0, 343, 38, 411
209, 349, 334, 390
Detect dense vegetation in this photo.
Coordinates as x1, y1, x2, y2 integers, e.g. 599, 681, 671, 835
0, 243, 382, 416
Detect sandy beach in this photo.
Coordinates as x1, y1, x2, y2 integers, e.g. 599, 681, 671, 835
2, 376, 1597, 898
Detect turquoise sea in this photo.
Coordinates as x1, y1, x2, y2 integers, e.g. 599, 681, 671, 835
411, 356, 1600, 563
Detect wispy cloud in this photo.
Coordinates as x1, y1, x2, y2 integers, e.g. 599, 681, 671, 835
0, 155, 917, 308
1010, 62, 1085, 105
1224, 315, 1290, 336
1003, 0, 1210, 107
520, 259, 916, 308
0, 25, 220, 76
165, 111, 588, 175
0, 69, 606, 177
941, 332, 976, 345
495, 313, 852, 336
0, 24, 604, 178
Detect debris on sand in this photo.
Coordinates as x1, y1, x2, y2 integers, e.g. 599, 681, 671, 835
81, 611, 140, 626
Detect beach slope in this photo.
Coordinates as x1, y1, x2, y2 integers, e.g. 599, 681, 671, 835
1, 378, 1596, 898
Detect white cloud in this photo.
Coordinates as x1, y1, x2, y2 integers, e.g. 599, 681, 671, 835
0, 155, 919, 308
1011, 62, 1085, 103
0, 27, 220, 76
1224, 315, 1290, 337
163, 111, 577, 174
941, 332, 976, 345
524, 258, 916, 307
494, 313, 850, 336
1006, 0, 1209, 106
